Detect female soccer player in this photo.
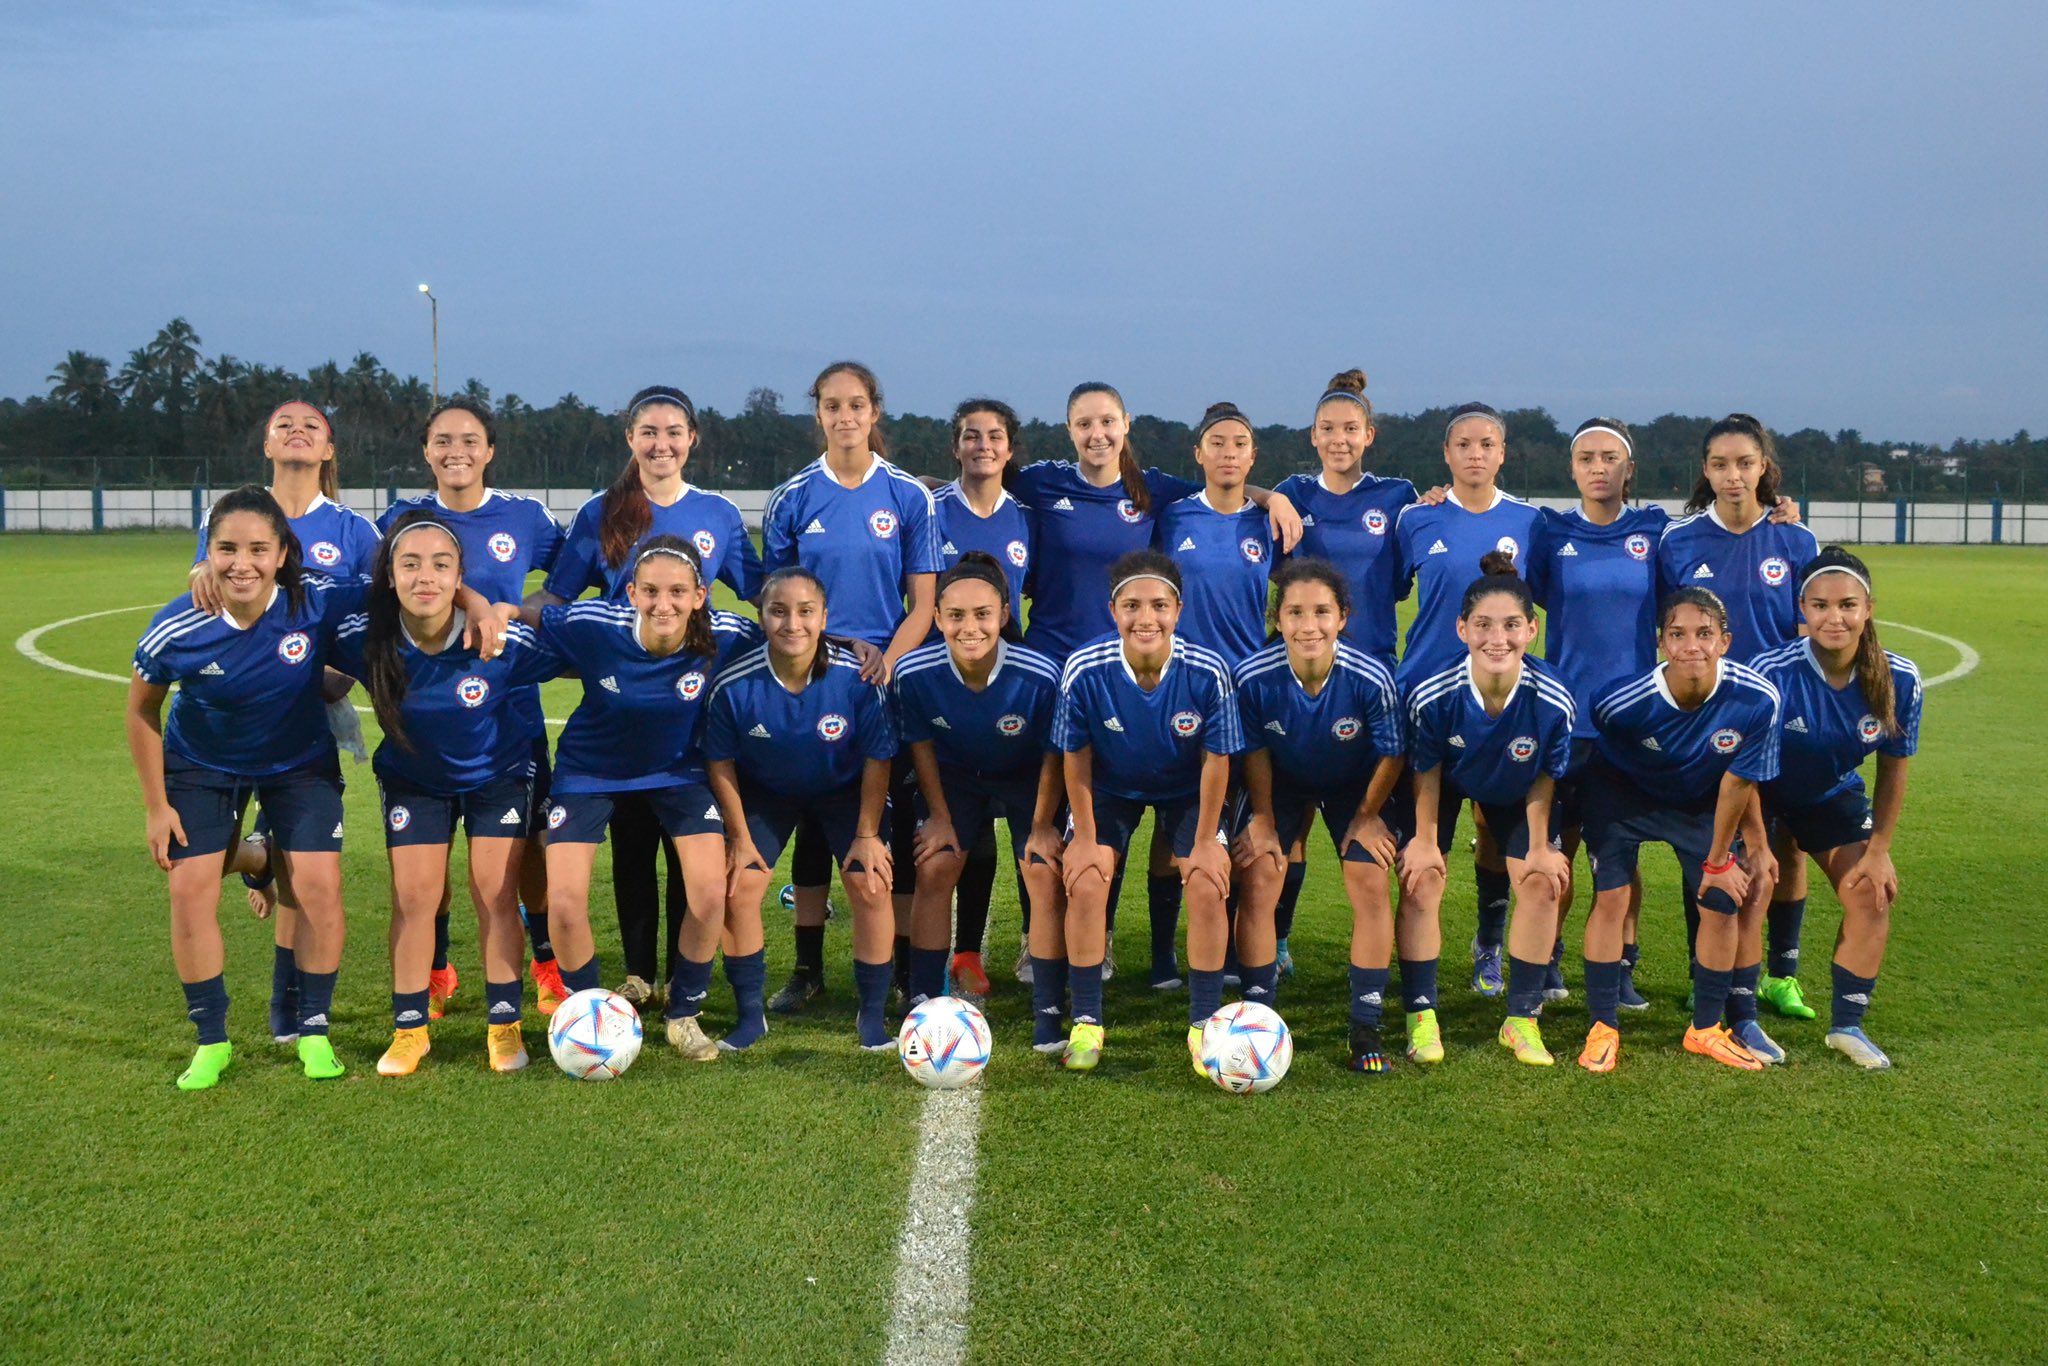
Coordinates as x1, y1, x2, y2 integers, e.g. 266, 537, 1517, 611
1053, 550, 1245, 1072
1156, 402, 1274, 664
528, 538, 759, 1061
1578, 587, 1782, 1073
1753, 548, 1922, 1069
333, 513, 564, 1075
703, 567, 900, 1050
380, 398, 567, 1017
894, 554, 1064, 1016
538, 386, 762, 1010
1400, 554, 1577, 1065
131, 486, 373, 1087
1391, 403, 1548, 998
1231, 560, 1405, 1072
1657, 414, 1821, 1019
759, 362, 937, 1012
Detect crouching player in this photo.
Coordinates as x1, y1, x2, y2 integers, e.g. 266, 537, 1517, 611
1753, 548, 1922, 1069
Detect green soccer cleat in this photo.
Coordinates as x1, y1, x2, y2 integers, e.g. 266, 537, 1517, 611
1758, 974, 1818, 1020
298, 1035, 346, 1080
176, 1041, 233, 1092
1498, 1015, 1555, 1066
1187, 1024, 1208, 1081
1405, 1009, 1445, 1065
1063, 1023, 1104, 1071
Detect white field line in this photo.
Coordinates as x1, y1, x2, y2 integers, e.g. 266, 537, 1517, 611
1874, 619, 1980, 689
884, 1086, 983, 1366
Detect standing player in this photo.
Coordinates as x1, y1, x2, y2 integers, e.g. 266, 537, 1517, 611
379, 398, 568, 1017
1231, 561, 1405, 1072
1657, 414, 1821, 1019
1753, 549, 1922, 1069
703, 568, 900, 1051
1391, 403, 1548, 1000
893, 554, 1064, 1014
1577, 587, 1782, 1072
1156, 402, 1275, 664
1401, 555, 1577, 1065
1053, 550, 1245, 1073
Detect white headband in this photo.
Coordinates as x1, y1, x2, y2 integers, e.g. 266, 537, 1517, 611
1110, 572, 1180, 602
1570, 422, 1634, 456
390, 519, 458, 550
1799, 564, 1872, 597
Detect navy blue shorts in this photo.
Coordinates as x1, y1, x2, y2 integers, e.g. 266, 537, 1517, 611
915, 766, 1046, 865
525, 739, 554, 838
546, 783, 724, 845
1073, 791, 1223, 863
1766, 787, 1875, 856
1553, 738, 1598, 834
379, 769, 536, 848
163, 749, 344, 861
1379, 769, 1467, 862
1250, 782, 1380, 865
740, 779, 885, 876
890, 758, 919, 895
1579, 760, 1741, 913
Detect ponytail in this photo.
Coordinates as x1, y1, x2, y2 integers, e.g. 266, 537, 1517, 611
1068, 381, 1149, 513
1854, 621, 1900, 738
596, 454, 652, 572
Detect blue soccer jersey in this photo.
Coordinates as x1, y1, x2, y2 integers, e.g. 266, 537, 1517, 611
536, 602, 751, 793
135, 578, 369, 777
546, 484, 763, 604
1233, 641, 1404, 794
933, 482, 1033, 623
1013, 461, 1200, 660
1752, 639, 1922, 807
193, 492, 381, 578
1405, 657, 1577, 807
1655, 508, 1819, 663
1392, 491, 1548, 691
1156, 491, 1273, 663
893, 640, 1061, 781
1592, 659, 1782, 802
1052, 634, 1245, 804
1272, 471, 1419, 663
703, 643, 897, 796
330, 614, 565, 792
1539, 504, 1668, 736
377, 488, 565, 606
761, 455, 941, 648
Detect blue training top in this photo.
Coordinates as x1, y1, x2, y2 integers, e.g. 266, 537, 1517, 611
1405, 656, 1577, 807
1538, 504, 1668, 737
1591, 658, 1782, 803
1752, 638, 1922, 808
762, 454, 942, 648
546, 484, 763, 605
892, 639, 1062, 782
932, 482, 1033, 627
1233, 640, 1404, 795
135, 577, 368, 777
1013, 461, 1200, 660
1655, 507, 1819, 663
1052, 633, 1245, 804
1155, 491, 1273, 664
1271, 470, 1419, 664
193, 492, 381, 578
1391, 490, 1548, 692
702, 643, 898, 796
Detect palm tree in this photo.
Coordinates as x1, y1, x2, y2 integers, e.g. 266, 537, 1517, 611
195, 354, 248, 463
306, 361, 344, 410
145, 318, 204, 414
116, 346, 163, 411
47, 351, 118, 415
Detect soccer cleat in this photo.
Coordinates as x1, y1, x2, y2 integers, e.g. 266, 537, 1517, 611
1014, 946, 1034, 986
1063, 1022, 1104, 1071
717, 1016, 769, 1052
269, 993, 299, 1046
1731, 1019, 1786, 1065
1101, 947, 1116, 983
665, 1015, 720, 1062
616, 974, 655, 1007
1825, 1027, 1892, 1071
1682, 1023, 1765, 1071
297, 1034, 346, 1080
1150, 961, 1183, 991
767, 970, 823, 1015
1187, 1024, 1208, 1080
486, 1022, 529, 1072
532, 958, 569, 1016
1498, 1015, 1555, 1066
1543, 961, 1569, 1003
1470, 939, 1504, 997
377, 1026, 431, 1076
1578, 1021, 1620, 1073
1617, 964, 1650, 1012
1348, 1022, 1388, 1075
1031, 1029, 1068, 1056
1758, 973, 1818, 1020
1275, 937, 1295, 981
427, 964, 459, 1020
176, 1041, 233, 1092
950, 951, 991, 1000
1405, 1009, 1445, 1065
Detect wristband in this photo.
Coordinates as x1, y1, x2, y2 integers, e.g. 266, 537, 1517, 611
1702, 854, 1738, 875
855, 830, 879, 841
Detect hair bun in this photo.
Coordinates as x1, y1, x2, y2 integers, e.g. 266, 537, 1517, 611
1202, 401, 1240, 421
955, 549, 1003, 572
1324, 368, 1367, 394
1478, 549, 1519, 578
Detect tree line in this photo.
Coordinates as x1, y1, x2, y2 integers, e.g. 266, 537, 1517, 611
7, 318, 2042, 502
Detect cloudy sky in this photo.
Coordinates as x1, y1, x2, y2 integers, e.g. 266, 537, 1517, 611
3, 0, 2042, 441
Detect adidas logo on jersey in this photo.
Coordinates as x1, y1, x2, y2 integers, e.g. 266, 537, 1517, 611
1692, 564, 1715, 579
1447, 734, 1465, 748
748, 723, 771, 738
600, 676, 620, 693
1104, 717, 1125, 733
1051, 497, 1074, 511
941, 541, 958, 555
1177, 537, 1197, 551
931, 716, 952, 729
499, 809, 521, 825
1640, 737, 1662, 751
803, 519, 828, 535
1786, 716, 1809, 733
1301, 514, 1317, 527
1263, 720, 1287, 735
199, 661, 225, 676
1427, 539, 1448, 555
1557, 542, 1578, 557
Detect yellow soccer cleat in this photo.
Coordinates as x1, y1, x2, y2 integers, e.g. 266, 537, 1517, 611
1063, 1022, 1104, 1072
377, 1025, 432, 1077
1498, 1015, 1555, 1066
486, 1022, 529, 1073
1405, 1009, 1445, 1065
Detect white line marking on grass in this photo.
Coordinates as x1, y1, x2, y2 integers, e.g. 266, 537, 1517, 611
884, 1086, 983, 1366
1874, 619, 1980, 689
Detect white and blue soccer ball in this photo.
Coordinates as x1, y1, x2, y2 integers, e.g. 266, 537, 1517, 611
1199, 1001, 1293, 1094
898, 995, 992, 1089
547, 988, 643, 1080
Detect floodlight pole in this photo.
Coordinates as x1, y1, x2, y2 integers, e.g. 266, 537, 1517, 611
419, 283, 439, 403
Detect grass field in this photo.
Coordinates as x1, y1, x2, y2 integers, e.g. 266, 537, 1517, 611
3, 533, 2045, 1363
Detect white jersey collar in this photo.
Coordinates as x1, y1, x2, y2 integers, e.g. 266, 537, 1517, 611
218, 584, 280, 631
1653, 657, 1726, 709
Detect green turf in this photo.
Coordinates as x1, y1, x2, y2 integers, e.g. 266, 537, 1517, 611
2, 534, 2044, 1362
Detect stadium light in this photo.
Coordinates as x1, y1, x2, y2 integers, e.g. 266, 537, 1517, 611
418, 283, 439, 403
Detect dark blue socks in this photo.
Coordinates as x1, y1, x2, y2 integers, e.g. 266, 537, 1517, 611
297, 969, 337, 1037
183, 975, 230, 1045
1240, 960, 1278, 1009
485, 978, 522, 1025
1505, 956, 1547, 1018
1147, 874, 1181, 979
268, 946, 298, 1038
1347, 966, 1389, 1028
794, 925, 826, 979
1399, 957, 1440, 1013
432, 910, 451, 973
1725, 963, 1762, 1026
521, 904, 555, 964
1188, 968, 1224, 1027
910, 947, 947, 1007
723, 950, 768, 1048
1029, 955, 1069, 1047
1584, 958, 1622, 1026
392, 988, 430, 1029
1475, 866, 1510, 949
1768, 897, 1807, 979
561, 957, 602, 995
1275, 861, 1306, 940
666, 955, 715, 1021
854, 958, 893, 1046
1070, 961, 1105, 1027
1831, 962, 1877, 1030
1691, 964, 1733, 1032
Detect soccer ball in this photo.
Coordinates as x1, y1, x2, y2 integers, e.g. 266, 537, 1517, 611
547, 988, 643, 1080
1198, 1001, 1293, 1094
898, 995, 992, 1089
